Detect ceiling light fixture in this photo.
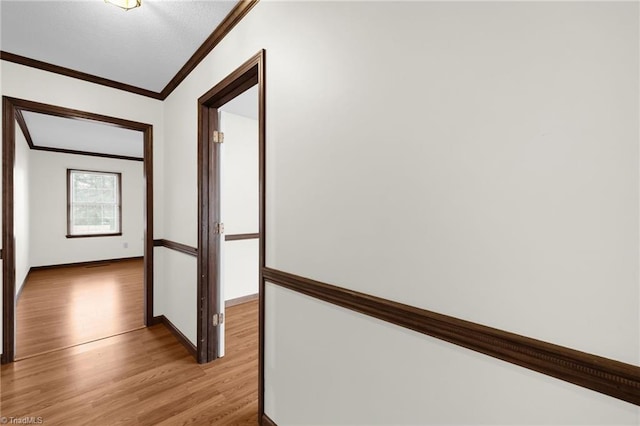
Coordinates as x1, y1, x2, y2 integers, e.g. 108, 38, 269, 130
104, 0, 141, 11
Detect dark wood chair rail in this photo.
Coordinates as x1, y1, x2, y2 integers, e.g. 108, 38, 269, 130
154, 234, 258, 256
225, 233, 259, 241
153, 239, 198, 257
262, 267, 640, 406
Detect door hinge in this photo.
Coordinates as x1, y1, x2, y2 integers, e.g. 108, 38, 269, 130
212, 313, 224, 326
212, 130, 224, 144
214, 222, 224, 234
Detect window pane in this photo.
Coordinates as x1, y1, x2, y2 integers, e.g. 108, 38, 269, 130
104, 205, 115, 219
103, 205, 117, 231
69, 170, 120, 236
85, 205, 102, 226
73, 204, 87, 225
104, 176, 115, 189
102, 189, 115, 203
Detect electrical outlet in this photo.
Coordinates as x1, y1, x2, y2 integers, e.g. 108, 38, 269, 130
123, 242, 129, 249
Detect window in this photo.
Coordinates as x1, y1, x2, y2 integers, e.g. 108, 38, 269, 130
67, 169, 122, 237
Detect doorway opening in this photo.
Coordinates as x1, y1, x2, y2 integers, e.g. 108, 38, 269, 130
1, 97, 154, 364
197, 50, 265, 415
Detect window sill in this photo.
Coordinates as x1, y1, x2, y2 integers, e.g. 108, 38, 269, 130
66, 233, 123, 239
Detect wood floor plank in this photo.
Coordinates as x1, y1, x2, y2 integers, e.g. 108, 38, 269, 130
1, 301, 259, 425
16, 258, 145, 359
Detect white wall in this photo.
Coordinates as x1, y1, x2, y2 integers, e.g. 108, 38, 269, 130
0, 60, 165, 356
163, 1, 639, 424
29, 150, 144, 266
158, 248, 198, 344
224, 240, 258, 302
221, 111, 259, 302
14, 124, 31, 295
265, 283, 636, 425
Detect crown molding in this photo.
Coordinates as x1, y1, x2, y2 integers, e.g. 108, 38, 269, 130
0, 0, 259, 101
159, 0, 259, 99
0, 51, 163, 100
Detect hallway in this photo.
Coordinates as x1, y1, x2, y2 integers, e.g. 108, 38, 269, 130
1, 300, 259, 424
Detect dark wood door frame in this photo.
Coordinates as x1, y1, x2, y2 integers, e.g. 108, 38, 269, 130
1, 97, 154, 364
197, 49, 265, 414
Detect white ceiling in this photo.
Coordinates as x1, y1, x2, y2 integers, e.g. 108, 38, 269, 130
18, 83, 256, 160
1, 0, 238, 93
21, 111, 144, 158
3, 0, 243, 158
220, 85, 258, 120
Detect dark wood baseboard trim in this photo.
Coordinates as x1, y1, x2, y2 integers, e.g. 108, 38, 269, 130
30, 256, 143, 272
153, 239, 198, 257
149, 315, 163, 326
225, 233, 259, 242
261, 414, 277, 426
225, 293, 258, 308
262, 267, 640, 407
153, 315, 197, 359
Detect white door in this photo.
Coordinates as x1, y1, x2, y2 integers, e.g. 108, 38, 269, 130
217, 111, 226, 357
215, 91, 260, 360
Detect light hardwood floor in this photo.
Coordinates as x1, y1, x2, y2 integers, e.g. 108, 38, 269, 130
16, 258, 144, 359
1, 300, 259, 425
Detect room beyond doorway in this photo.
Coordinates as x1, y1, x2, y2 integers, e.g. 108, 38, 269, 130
15, 258, 144, 359
2, 97, 155, 364
196, 50, 265, 366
